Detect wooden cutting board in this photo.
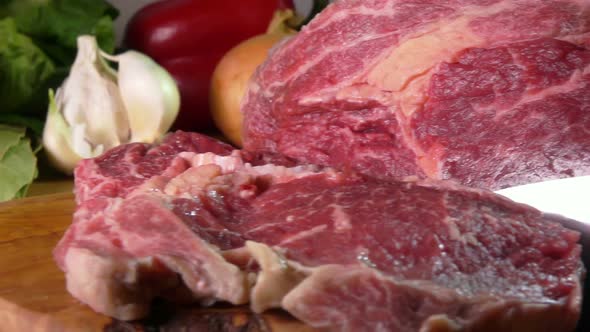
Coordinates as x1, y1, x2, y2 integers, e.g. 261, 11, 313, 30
0, 193, 315, 332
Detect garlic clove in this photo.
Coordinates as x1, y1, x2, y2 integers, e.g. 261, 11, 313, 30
43, 90, 85, 174
104, 50, 180, 143
43, 35, 180, 174
42, 36, 129, 173
62, 36, 129, 151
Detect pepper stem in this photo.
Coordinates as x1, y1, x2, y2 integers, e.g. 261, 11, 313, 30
266, 9, 299, 35
298, 0, 331, 29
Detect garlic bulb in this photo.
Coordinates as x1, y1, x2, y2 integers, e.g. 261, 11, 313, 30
42, 35, 180, 174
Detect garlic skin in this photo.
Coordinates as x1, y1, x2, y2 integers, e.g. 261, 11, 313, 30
43, 90, 91, 174
42, 35, 180, 174
104, 51, 180, 143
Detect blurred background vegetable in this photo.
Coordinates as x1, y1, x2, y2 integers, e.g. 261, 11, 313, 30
124, 0, 295, 133
0, 126, 38, 201
125, 0, 330, 144
43, 35, 179, 174
210, 0, 330, 146
210, 10, 298, 147
1, 0, 118, 127
0, 0, 118, 201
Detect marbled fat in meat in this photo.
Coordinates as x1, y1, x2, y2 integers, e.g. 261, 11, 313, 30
241, 0, 590, 190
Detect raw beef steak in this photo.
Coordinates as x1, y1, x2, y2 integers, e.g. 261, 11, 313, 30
73, 130, 234, 203
54, 132, 584, 332
241, 0, 590, 190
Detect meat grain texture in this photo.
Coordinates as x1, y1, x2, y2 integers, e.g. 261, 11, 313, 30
242, 0, 590, 190
54, 131, 584, 332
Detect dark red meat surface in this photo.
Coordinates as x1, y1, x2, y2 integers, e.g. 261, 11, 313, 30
241, 0, 590, 190
74, 131, 234, 203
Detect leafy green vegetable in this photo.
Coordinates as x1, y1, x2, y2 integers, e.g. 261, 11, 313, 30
1, 0, 118, 66
0, 0, 118, 200
0, 17, 55, 114
0, 113, 44, 136
0, 125, 38, 201
0, 0, 118, 117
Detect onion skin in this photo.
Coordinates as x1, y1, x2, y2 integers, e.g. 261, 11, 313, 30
210, 9, 298, 147
210, 33, 289, 147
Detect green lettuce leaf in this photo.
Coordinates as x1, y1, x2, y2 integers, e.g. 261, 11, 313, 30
0, 17, 55, 114
1, 0, 119, 67
0, 0, 117, 195
0, 113, 44, 137
0, 125, 38, 201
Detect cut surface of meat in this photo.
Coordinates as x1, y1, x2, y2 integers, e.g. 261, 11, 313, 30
54, 131, 584, 332
241, 0, 590, 190
74, 130, 235, 204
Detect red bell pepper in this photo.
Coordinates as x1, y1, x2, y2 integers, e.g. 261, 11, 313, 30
124, 0, 293, 132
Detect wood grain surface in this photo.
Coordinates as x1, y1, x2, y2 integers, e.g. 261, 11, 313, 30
26, 180, 74, 197
0, 193, 315, 332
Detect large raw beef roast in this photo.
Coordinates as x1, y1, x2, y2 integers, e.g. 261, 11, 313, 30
241, 0, 590, 190
54, 132, 584, 332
